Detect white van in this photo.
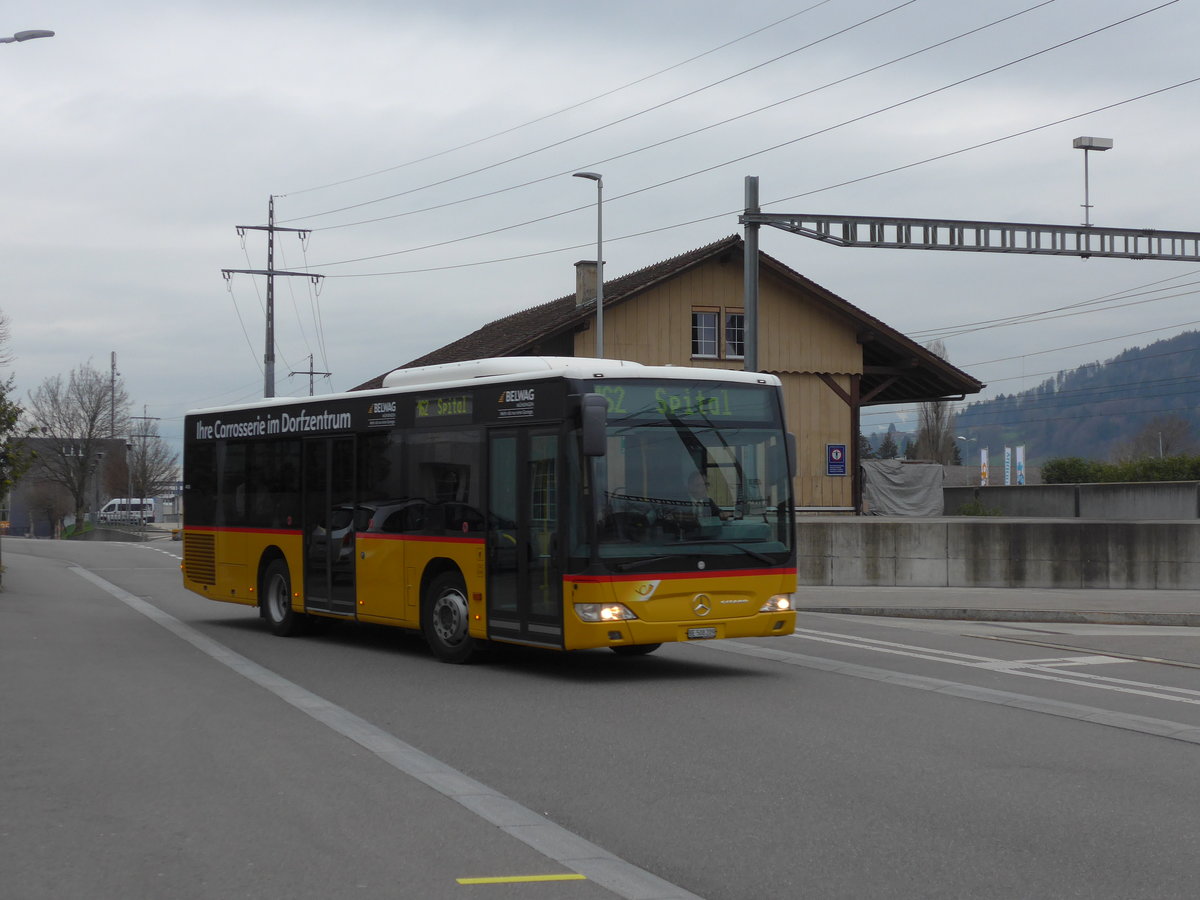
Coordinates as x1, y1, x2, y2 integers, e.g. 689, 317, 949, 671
98, 498, 156, 524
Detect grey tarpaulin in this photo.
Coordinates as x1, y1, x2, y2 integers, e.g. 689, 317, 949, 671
861, 459, 944, 516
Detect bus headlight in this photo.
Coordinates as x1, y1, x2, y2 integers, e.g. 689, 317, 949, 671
574, 602, 638, 622
759, 595, 792, 613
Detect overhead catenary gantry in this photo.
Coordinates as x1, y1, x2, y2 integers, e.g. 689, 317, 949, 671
743, 212, 1200, 263
736, 175, 1200, 512
738, 175, 1200, 372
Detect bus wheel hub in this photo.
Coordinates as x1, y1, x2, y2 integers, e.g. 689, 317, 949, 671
432, 590, 469, 645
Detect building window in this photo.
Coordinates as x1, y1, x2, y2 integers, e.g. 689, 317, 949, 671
692, 307, 744, 360
691, 309, 718, 357
725, 311, 745, 359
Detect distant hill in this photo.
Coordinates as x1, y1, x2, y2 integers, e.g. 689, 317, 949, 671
952, 330, 1200, 464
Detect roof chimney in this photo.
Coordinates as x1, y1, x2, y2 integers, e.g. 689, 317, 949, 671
574, 260, 597, 308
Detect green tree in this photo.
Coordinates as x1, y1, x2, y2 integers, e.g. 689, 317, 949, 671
0, 372, 31, 497
0, 311, 33, 581
878, 432, 899, 459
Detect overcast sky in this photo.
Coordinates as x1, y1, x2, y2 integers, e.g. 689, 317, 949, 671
4, 0, 1199, 448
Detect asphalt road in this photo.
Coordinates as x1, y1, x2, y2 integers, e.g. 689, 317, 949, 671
4, 537, 1200, 899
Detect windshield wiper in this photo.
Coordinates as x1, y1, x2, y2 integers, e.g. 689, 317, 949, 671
615, 556, 673, 572
732, 543, 776, 566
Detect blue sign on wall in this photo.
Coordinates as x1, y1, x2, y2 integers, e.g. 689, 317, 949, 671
827, 443, 847, 476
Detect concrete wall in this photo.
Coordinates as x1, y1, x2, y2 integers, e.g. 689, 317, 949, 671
944, 481, 1200, 520
796, 518, 1200, 589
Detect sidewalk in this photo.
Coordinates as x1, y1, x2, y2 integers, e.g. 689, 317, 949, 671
792, 585, 1200, 627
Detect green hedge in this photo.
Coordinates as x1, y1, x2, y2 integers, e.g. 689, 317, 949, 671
1042, 455, 1200, 484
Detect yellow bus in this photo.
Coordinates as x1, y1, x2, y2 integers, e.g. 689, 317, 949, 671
182, 357, 796, 662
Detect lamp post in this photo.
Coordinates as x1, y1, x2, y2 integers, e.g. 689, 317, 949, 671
573, 172, 604, 358
1073, 136, 1113, 226
0, 29, 55, 44
956, 436, 987, 486
126, 441, 134, 527
0, 24, 54, 580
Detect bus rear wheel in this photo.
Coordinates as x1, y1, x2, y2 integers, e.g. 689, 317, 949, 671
611, 643, 661, 656
262, 558, 303, 637
423, 572, 482, 664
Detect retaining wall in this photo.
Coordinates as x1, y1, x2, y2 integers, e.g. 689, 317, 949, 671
944, 481, 1200, 519
795, 518, 1200, 589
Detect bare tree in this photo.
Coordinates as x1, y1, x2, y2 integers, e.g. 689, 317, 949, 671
911, 340, 957, 464
0, 308, 14, 369
129, 418, 179, 503
24, 361, 130, 526
1112, 415, 1196, 461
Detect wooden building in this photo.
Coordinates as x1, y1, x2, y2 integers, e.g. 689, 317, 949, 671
354, 235, 982, 511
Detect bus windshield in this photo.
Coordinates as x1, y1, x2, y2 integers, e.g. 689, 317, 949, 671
582, 380, 793, 572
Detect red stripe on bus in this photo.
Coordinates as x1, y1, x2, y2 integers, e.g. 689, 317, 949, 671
185, 526, 302, 536
565, 567, 796, 584
183, 526, 482, 545
357, 533, 485, 545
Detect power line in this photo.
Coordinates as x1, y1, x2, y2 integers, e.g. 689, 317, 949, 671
910, 269, 1200, 340
861, 337, 1200, 424
298, 0, 1060, 236
280, 0, 916, 223
868, 398, 1200, 435
963, 316, 1200, 368
301, 3, 1187, 271
277, 1, 836, 198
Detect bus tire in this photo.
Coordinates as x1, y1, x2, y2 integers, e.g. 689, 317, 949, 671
422, 571, 481, 664
611, 643, 661, 656
262, 558, 303, 637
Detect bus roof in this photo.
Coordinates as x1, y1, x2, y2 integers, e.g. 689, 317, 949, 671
185, 357, 781, 417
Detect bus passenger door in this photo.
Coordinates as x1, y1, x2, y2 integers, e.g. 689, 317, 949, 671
487, 428, 562, 647
302, 436, 357, 617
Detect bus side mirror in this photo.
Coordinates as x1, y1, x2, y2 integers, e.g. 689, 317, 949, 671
787, 433, 797, 477
581, 393, 608, 457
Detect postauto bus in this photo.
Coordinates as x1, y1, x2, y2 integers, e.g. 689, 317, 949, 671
181, 357, 796, 662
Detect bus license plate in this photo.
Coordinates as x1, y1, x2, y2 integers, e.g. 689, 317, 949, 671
687, 627, 718, 640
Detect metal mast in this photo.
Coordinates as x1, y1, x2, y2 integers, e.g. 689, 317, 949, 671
222, 196, 323, 398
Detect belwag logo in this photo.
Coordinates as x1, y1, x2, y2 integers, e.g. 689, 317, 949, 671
497, 385, 537, 419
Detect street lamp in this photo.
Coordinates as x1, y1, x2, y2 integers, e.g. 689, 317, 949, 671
573, 171, 604, 358
1073, 136, 1113, 226
0, 30, 55, 43
956, 436, 988, 486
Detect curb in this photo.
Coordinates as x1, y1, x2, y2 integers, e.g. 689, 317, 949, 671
797, 606, 1200, 627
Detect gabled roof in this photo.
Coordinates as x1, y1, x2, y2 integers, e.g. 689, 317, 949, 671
752, 241, 985, 404
351, 234, 983, 404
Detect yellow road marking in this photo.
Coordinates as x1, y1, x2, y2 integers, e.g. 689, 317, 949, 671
457, 874, 587, 885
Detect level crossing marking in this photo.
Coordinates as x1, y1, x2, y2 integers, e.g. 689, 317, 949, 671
790, 627, 1200, 708
701, 639, 1200, 747
983, 655, 1132, 670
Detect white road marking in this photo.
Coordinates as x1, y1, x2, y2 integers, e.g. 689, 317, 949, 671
72, 565, 700, 900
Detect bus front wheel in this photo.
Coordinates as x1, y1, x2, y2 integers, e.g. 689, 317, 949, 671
423, 572, 481, 664
262, 559, 303, 637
